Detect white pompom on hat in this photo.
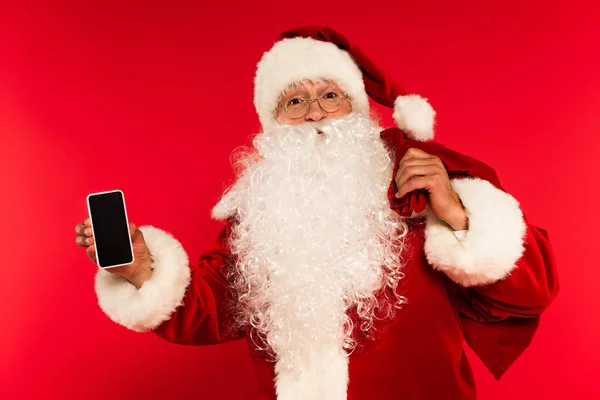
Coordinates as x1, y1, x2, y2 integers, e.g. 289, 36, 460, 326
253, 26, 436, 141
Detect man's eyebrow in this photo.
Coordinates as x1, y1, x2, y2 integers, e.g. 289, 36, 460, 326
279, 88, 308, 103
284, 88, 308, 97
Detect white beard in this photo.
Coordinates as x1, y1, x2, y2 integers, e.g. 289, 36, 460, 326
212, 112, 408, 397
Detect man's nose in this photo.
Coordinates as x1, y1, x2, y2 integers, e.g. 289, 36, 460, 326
304, 100, 326, 122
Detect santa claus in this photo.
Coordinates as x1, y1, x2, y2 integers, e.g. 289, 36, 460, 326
93, 26, 559, 399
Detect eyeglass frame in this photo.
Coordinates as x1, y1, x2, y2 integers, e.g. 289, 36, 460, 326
278, 88, 353, 119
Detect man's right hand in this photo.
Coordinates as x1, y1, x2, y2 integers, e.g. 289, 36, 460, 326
75, 216, 153, 288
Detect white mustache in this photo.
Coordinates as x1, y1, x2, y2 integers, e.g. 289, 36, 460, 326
304, 122, 328, 135
302, 117, 347, 136
211, 113, 369, 220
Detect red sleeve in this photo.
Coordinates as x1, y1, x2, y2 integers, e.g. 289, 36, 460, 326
411, 142, 560, 379
456, 222, 558, 321
152, 222, 245, 346
450, 222, 559, 378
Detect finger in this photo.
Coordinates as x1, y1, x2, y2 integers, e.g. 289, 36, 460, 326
87, 244, 97, 264
398, 157, 441, 177
399, 156, 439, 168
129, 222, 137, 237
76, 224, 93, 237
76, 219, 94, 236
84, 217, 91, 227
400, 147, 431, 162
395, 164, 440, 189
396, 176, 431, 199
398, 157, 444, 179
76, 234, 93, 247
76, 235, 87, 246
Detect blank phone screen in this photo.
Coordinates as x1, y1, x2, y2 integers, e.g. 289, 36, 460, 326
87, 191, 134, 268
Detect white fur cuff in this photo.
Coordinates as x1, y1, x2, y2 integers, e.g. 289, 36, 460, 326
424, 178, 527, 286
94, 225, 191, 332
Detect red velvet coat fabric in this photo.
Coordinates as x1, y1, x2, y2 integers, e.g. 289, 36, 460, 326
152, 129, 559, 399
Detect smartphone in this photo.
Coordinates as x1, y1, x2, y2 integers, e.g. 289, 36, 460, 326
86, 190, 135, 269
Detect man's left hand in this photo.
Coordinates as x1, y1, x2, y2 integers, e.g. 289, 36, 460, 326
395, 147, 469, 231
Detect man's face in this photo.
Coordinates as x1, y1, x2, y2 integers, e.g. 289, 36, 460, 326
275, 80, 353, 126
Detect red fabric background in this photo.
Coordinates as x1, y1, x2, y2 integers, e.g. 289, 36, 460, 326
1, 0, 598, 398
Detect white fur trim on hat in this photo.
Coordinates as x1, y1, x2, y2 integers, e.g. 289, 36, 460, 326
393, 95, 436, 141
94, 225, 191, 332
424, 177, 527, 286
254, 37, 370, 130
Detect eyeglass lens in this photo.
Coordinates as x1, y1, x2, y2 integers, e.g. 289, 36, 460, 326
284, 88, 344, 118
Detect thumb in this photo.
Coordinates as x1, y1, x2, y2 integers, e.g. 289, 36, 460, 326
129, 222, 137, 236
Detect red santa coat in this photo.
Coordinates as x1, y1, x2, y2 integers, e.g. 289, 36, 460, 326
94, 128, 559, 400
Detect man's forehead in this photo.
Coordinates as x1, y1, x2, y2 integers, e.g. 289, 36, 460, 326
281, 79, 340, 96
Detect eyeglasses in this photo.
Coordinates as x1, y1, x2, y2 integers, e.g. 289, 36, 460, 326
279, 88, 351, 119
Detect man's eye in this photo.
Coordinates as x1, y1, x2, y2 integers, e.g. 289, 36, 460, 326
287, 97, 305, 107
323, 91, 338, 99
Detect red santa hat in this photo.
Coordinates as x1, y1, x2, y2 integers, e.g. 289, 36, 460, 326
253, 26, 436, 141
